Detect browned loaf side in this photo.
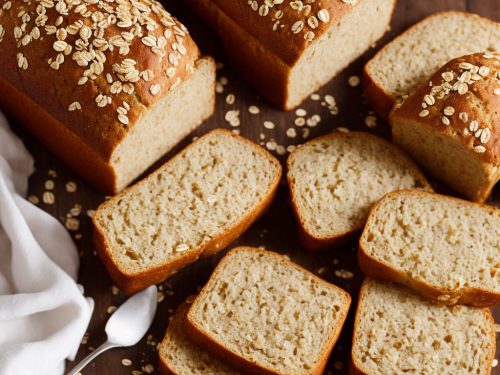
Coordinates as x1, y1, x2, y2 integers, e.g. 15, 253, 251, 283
93, 130, 281, 293
364, 11, 500, 119
184, 0, 395, 110
185, 247, 351, 375
390, 52, 500, 202
0, 0, 215, 194
359, 190, 500, 307
287, 131, 432, 251
351, 279, 496, 375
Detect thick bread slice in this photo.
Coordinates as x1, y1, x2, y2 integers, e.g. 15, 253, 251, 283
185, 247, 351, 375
359, 190, 500, 307
364, 11, 500, 119
287, 132, 432, 251
351, 279, 496, 375
93, 130, 281, 293
159, 298, 240, 375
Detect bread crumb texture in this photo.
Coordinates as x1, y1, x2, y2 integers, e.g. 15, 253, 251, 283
353, 279, 495, 375
288, 132, 430, 237
190, 248, 350, 375
94, 131, 280, 272
362, 191, 500, 293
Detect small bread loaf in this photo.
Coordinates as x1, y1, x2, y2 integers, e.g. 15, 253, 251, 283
364, 11, 500, 119
0, 0, 215, 194
159, 299, 240, 375
185, 247, 351, 375
351, 279, 496, 375
390, 52, 500, 202
184, 0, 396, 109
287, 132, 432, 251
93, 130, 281, 293
359, 190, 500, 307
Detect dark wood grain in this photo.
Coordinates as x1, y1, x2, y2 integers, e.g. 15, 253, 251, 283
6, 1, 498, 374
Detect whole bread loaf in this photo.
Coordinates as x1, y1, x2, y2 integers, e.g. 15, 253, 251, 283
183, 0, 395, 109
390, 52, 500, 202
93, 129, 281, 293
359, 190, 500, 307
364, 11, 500, 119
0, 0, 215, 194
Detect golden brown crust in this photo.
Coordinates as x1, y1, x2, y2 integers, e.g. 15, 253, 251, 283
286, 131, 432, 252
350, 278, 497, 375
185, 246, 352, 375
0, 0, 199, 161
358, 189, 500, 307
92, 129, 282, 294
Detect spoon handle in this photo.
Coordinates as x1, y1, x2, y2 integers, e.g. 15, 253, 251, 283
66, 341, 119, 375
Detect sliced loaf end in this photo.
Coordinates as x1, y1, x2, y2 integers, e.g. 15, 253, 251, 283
93, 129, 282, 293
287, 131, 432, 251
159, 298, 240, 375
186, 246, 351, 375
359, 190, 500, 307
352, 278, 496, 375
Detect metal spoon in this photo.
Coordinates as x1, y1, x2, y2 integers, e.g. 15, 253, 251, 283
67, 285, 157, 375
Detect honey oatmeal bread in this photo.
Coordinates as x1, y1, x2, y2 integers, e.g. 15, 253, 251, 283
351, 279, 496, 375
93, 129, 281, 293
159, 298, 241, 375
286, 131, 432, 251
390, 52, 500, 202
364, 11, 500, 119
185, 247, 351, 375
183, 0, 395, 110
359, 190, 500, 307
0, 0, 215, 194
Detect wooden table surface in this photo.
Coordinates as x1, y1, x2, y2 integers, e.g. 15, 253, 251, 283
8, 0, 499, 374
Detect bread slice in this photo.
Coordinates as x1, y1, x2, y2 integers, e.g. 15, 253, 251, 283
359, 190, 500, 307
351, 279, 496, 375
390, 52, 500, 203
93, 130, 281, 293
159, 298, 241, 375
185, 247, 351, 375
287, 132, 432, 251
184, 0, 395, 110
364, 11, 500, 119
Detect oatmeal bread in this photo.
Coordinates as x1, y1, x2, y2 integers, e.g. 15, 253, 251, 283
93, 129, 281, 293
0, 0, 215, 194
359, 190, 500, 307
287, 131, 432, 251
390, 52, 500, 202
184, 0, 395, 110
364, 11, 500, 119
185, 247, 351, 375
351, 279, 496, 375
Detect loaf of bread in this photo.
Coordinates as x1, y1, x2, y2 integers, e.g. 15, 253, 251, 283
0, 0, 216, 194
359, 190, 500, 307
287, 131, 432, 251
93, 129, 281, 293
183, 0, 395, 110
351, 279, 496, 375
185, 247, 351, 375
390, 52, 500, 202
364, 11, 500, 119
159, 298, 241, 375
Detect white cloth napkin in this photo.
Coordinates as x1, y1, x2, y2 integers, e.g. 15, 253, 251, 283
0, 111, 93, 375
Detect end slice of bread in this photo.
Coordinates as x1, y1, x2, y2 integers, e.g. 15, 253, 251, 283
93, 129, 281, 293
364, 11, 500, 119
185, 247, 351, 375
287, 131, 432, 251
159, 298, 241, 375
351, 279, 496, 375
359, 190, 500, 307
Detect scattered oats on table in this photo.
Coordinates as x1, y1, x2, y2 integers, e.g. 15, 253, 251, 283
248, 105, 260, 114
263, 120, 275, 129
44, 180, 55, 190
121, 358, 132, 367
348, 75, 360, 87
42, 191, 55, 204
65, 181, 77, 192
225, 93, 235, 105
335, 269, 354, 279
